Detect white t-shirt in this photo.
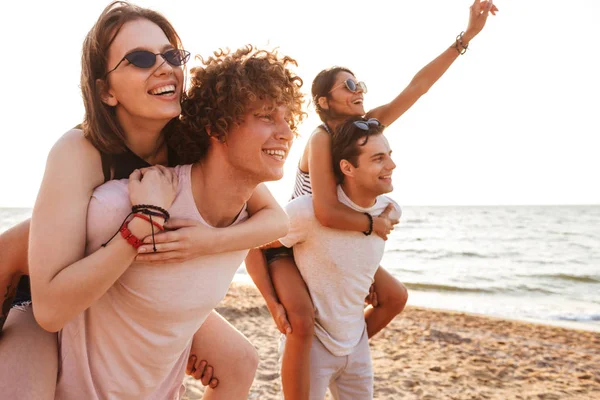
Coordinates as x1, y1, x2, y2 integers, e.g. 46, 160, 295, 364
280, 186, 401, 356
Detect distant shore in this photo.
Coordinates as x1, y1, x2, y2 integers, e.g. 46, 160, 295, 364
183, 282, 600, 399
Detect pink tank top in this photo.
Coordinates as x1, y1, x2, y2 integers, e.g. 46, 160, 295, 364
55, 164, 249, 400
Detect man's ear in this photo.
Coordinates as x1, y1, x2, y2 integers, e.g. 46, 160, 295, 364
96, 79, 118, 107
340, 159, 354, 179
317, 96, 329, 111
206, 125, 226, 143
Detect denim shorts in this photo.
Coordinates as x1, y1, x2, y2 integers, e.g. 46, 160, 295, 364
11, 275, 32, 307
264, 246, 294, 265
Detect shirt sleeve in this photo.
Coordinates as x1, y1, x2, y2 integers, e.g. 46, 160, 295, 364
278, 196, 314, 248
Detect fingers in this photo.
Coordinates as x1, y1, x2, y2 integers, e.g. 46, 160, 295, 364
279, 311, 292, 335
135, 251, 184, 263
372, 291, 379, 307
129, 169, 142, 182
275, 304, 292, 334
379, 204, 394, 218
192, 358, 207, 381
142, 230, 178, 244
200, 365, 214, 386
186, 355, 197, 375
138, 240, 180, 254
209, 378, 219, 389
163, 218, 199, 230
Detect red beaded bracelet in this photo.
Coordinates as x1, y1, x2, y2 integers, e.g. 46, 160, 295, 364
120, 221, 143, 249
132, 214, 165, 231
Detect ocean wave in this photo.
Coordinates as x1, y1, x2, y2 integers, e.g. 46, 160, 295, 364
522, 273, 600, 284
403, 282, 494, 293
404, 282, 557, 295
554, 314, 600, 322
428, 251, 490, 260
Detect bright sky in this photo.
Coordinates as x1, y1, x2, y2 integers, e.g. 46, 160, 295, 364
1, 0, 598, 207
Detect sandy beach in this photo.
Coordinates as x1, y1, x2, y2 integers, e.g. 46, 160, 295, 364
182, 283, 600, 400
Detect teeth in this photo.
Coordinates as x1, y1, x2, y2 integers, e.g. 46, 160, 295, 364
353, 99, 363, 104
150, 85, 176, 95
263, 149, 286, 160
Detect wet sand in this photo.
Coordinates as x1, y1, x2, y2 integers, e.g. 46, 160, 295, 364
183, 283, 600, 399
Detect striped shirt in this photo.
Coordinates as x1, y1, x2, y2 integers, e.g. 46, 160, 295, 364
290, 124, 332, 200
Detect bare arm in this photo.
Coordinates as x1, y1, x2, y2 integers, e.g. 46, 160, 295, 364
28, 130, 159, 332
215, 183, 289, 251
135, 183, 289, 261
309, 130, 371, 232
368, 0, 497, 126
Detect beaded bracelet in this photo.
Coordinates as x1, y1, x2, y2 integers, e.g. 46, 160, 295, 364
363, 212, 373, 236
132, 204, 170, 222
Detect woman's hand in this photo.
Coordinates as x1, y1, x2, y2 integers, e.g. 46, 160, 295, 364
136, 218, 216, 262
372, 204, 400, 240
464, 0, 499, 42
128, 166, 178, 211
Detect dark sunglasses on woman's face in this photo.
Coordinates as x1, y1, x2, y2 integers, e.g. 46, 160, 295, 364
329, 79, 368, 94
104, 49, 191, 78
353, 118, 381, 131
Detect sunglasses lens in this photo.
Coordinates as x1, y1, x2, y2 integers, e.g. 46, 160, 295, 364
164, 49, 190, 66
125, 51, 157, 68
353, 121, 368, 130
345, 79, 358, 92
358, 82, 368, 93
366, 118, 380, 127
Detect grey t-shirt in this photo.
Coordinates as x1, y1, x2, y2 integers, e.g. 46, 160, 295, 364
280, 186, 401, 356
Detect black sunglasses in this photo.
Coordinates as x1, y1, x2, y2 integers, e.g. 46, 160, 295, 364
329, 79, 368, 94
104, 49, 191, 78
353, 118, 381, 131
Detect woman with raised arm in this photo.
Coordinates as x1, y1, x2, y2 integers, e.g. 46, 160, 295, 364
0, 2, 291, 398
246, 1, 499, 398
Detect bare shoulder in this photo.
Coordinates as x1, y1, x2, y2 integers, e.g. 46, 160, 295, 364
46, 128, 104, 187
51, 128, 99, 158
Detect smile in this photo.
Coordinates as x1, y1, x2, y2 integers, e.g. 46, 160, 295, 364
262, 149, 286, 161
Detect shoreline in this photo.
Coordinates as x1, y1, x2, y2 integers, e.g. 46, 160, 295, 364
183, 282, 600, 399
232, 275, 600, 334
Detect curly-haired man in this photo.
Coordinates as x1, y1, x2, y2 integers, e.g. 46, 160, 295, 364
54, 45, 305, 399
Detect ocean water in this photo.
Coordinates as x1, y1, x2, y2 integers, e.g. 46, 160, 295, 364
2, 206, 599, 331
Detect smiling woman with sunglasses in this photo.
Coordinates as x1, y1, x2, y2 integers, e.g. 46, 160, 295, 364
246, 0, 499, 398
0, 2, 291, 399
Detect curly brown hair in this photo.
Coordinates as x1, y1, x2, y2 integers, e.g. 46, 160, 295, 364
169, 45, 306, 164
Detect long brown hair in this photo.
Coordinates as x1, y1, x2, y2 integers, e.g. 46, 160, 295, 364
80, 1, 183, 154
312, 66, 354, 123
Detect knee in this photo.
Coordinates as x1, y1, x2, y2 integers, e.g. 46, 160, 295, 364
287, 307, 315, 338
384, 283, 408, 316
230, 341, 260, 383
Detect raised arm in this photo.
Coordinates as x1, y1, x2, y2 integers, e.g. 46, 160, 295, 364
309, 130, 395, 238
135, 182, 289, 262
368, 0, 497, 126
28, 130, 169, 332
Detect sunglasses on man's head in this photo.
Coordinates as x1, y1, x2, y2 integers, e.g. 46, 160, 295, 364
353, 118, 381, 131
329, 79, 368, 94
104, 49, 191, 78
